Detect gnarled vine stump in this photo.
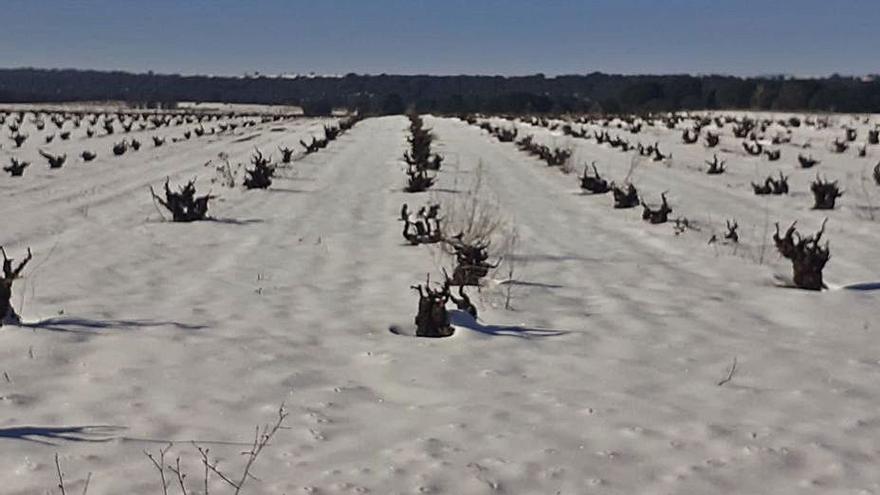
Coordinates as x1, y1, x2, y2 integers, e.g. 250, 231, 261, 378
0, 247, 32, 326
773, 220, 830, 291
411, 275, 454, 338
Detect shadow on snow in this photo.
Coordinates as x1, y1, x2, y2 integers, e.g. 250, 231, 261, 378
15, 316, 206, 334
0, 425, 124, 445
449, 309, 569, 339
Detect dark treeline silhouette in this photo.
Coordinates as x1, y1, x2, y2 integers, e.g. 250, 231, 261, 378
1, 68, 879, 115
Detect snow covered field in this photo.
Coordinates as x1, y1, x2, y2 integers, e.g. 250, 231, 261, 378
1, 108, 878, 494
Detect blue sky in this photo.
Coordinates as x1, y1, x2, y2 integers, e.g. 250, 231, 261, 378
0, 0, 876, 77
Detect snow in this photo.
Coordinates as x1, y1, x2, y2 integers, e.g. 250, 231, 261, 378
0, 109, 878, 494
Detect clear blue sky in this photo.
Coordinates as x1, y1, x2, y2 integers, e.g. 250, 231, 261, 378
0, 0, 876, 77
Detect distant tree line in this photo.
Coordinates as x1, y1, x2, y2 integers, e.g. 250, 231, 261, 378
1, 68, 878, 115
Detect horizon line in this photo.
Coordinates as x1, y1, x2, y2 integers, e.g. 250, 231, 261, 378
2, 66, 878, 81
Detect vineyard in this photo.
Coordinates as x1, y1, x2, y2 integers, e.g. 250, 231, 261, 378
1, 105, 878, 494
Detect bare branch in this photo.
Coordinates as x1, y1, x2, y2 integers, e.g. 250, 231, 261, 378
231, 404, 289, 494
144, 443, 173, 495
167, 457, 188, 495
80, 473, 91, 495
717, 357, 738, 386
198, 447, 239, 491
55, 453, 67, 495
